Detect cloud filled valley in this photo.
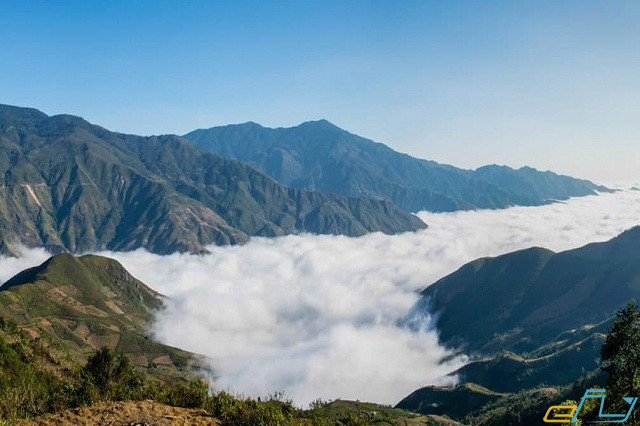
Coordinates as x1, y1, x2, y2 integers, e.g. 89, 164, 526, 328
1, 188, 639, 406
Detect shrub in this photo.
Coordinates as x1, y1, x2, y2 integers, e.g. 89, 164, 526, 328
80, 346, 145, 402
0, 336, 66, 420
165, 379, 209, 408
206, 391, 295, 426
0, 340, 298, 425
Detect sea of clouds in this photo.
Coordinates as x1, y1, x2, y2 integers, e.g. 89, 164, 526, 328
1, 187, 639, 406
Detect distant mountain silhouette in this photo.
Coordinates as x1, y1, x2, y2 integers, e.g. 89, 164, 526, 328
185, 120, 611, 212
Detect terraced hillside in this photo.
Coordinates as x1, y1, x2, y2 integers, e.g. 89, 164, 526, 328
0, 253, 197, 381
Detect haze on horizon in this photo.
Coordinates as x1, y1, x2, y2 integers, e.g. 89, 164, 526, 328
1, 0, 639, 182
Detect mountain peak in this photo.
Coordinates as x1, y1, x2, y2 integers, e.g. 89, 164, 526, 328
300, 118, 333, 125
0, 103, 426, 255
0, 253, 197, 380
422, 225, 640, 353
0, 103, 49, 124
295, 119, 343, 131
0, 253, 82, 291
184, 119, 610, 213
236, 121, 265, 129
49, 113, 91, 126
211, 119, 342, 132
1, 253, 161, 306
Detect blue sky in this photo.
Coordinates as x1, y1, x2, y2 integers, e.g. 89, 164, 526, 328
1, 0, 639, 182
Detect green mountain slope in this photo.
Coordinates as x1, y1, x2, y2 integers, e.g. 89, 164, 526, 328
0, 104, 425, 255
0, 253, 196, 381
396, 383, 504, 420
397, 228, 640, 423
397, 369, 607, 424
421, 226, 640, 353
184, 120, 611, 213
451, 326, 606, 393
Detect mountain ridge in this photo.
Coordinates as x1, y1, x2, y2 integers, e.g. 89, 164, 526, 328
420, 226, 640, 353
0, 253, 198, 381
0, 104, 426, 255
184, 120, 612, 213
396, 228, 640, 423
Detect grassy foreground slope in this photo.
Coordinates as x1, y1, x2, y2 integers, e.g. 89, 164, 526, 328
20, 400, 220, 425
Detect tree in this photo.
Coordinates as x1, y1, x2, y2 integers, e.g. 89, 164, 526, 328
82, 347, 144, 401
601, 300, 640, 424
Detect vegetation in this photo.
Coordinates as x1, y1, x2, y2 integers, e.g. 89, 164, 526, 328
0, 323, 293, 424
601, 300, 640, 424
0, 328, 426, 425
396, 383, 503, 419
398, 300, 640, 425
0, 253, 199, 383
296, 399, 435, 425
0, 318, 68, 420
0, 103, 425, 256
393, 229, 640, 424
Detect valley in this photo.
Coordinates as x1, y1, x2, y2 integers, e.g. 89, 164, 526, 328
2, 2, 639, 424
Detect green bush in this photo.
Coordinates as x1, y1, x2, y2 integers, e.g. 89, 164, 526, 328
205, 391, 295, 426
0, 336, 66, 420
80, 346, 145, 402
165, 379, 209, 408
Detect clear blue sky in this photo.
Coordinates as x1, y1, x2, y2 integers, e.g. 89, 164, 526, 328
1, 0, 639, 182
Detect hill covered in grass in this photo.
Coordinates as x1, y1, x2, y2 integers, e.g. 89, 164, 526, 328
0, 253, 197, 382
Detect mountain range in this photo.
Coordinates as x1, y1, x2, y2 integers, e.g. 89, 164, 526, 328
420, 226, 640, 354
0, 104, 425, 255
397, 227, 640, 423
0, 102, 631, 425
184, 120, 611, 212
0, 103, 613, 256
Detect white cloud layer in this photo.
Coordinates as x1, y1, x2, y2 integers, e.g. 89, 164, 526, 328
0, 246, 53, 284
1, 188, 639, 406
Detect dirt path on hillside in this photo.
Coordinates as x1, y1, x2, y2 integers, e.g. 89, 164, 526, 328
20, 400, 220, 425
